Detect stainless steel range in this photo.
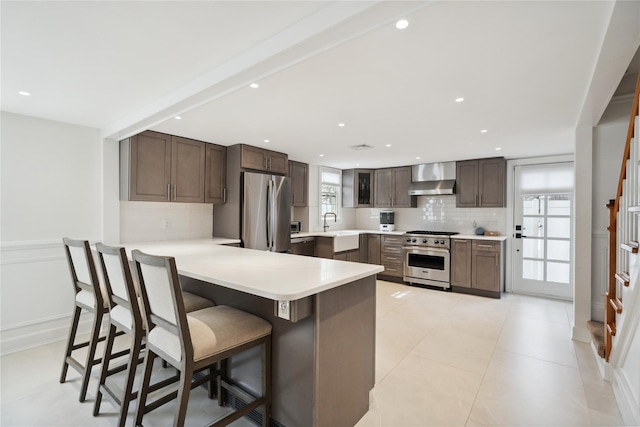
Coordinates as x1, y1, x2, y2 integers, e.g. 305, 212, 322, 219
403, 230, 459, 289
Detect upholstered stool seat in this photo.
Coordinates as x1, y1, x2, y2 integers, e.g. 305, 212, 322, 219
92, 243, 216, 427
148, 305, 272, 363
132, 250, 272, 427
182, 292, 217, 313
60, 238, 111, 402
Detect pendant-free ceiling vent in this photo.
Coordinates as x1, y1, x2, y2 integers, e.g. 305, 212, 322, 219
349, 144, 374, 150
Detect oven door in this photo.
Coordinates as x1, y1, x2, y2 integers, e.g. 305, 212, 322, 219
403, 247, 450, 286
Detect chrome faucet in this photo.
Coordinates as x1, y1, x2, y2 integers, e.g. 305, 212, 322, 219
323, 212, 337, 232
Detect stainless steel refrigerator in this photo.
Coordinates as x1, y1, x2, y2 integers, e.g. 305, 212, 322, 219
242, 172, 291, 252
214, 170, 291, 252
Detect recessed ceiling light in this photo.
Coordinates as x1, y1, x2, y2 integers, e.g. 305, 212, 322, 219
356, 163, 360, 166
396, 19, 409, 30
249, 83, 259, 89
264, 139, 270, 143
495, 147, 502, 151
18, 91, 30, 96
455, 97, 464, 103
480, 129, 488, 133
416, 156, 421, 160
386, 144, 392, 147
174, 116, 182, 120
338, 123, 345, 127
319, 154, 325, 157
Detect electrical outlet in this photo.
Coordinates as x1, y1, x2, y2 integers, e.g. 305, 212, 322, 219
278, 300, 290, 320
162, 219, 170, 229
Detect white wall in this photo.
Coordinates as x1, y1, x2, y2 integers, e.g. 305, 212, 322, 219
0, 111, 102, 354
120, 201, 213, 243
591, 97, 631, 321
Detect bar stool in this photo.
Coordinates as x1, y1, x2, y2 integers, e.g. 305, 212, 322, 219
60, 238, 112, 402
93, 243, 217, 427
132, 250, 272, 427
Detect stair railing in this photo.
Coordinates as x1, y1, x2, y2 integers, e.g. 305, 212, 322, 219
605, 71, 640, 361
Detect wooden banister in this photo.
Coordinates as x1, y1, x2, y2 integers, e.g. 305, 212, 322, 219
605, 72, 640, 361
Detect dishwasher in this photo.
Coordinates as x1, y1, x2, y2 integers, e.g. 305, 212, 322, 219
290, 236, 315, 256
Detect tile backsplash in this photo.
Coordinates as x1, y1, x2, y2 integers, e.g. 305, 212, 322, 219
354, 195, 507, 235
120, 201, 213, 243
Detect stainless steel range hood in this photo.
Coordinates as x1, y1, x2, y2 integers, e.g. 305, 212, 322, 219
409, 162, 456, 195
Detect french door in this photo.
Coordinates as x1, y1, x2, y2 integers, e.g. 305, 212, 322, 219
512, 164, 573, 300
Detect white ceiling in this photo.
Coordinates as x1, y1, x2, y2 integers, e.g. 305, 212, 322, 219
2, 1, 638, 169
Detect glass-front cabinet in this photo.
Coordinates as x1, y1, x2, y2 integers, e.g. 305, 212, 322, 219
342, 169, 374, 208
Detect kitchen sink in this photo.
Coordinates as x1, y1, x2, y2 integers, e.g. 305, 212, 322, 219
325, 230, 359, 252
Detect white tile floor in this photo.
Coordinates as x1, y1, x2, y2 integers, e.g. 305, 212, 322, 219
1, 280, 625, 427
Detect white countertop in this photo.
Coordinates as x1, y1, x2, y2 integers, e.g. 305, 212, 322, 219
118, 238, 383, 301
452, 234, 508, 241
292, 230, 507, 241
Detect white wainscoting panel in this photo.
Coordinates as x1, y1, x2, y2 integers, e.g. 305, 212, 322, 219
0, 240, 96, 355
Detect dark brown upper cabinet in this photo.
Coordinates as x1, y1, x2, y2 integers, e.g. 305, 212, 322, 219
205, 143, 227, 204
374, 166, 417, 208
343, 169, 374, 208
240, 144, 288, 175
121, 130, 225, 204
456, 157, 506, 208
289, 160, 308, 207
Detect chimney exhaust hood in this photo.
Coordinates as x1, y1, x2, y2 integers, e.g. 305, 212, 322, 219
409, 162, 456, 195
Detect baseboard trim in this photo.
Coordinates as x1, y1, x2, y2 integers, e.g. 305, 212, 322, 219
612, 367, 640, 426
590, 340, 610, 380
571, 325, 591, 343
0, 312, 93, 356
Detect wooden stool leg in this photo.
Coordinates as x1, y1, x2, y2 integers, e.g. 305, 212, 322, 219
117, 333, 143, 427
174, 364, 193, 427
134, 351, 156, 427
79, 310, 103, 402
263, 338, 272, 426
93, 323, 117, 416
217, 359, 227, 407
60, 306, 82, 383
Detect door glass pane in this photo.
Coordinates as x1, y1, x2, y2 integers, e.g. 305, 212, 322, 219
523, 216, 544, 237
523, 238, 544, 259
523, 260, 544, 280
547, 196, 571, 215
547, 239, 570, 261
547, 262, 570, 283
547, 217, 570, 238
523, 196, 545, 215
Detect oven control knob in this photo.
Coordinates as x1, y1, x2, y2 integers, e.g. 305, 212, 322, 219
405, 238, 411, 243
434, 240, 439, 244
422, 239, 427, 244
439, 240, 445, 244
411, 238, 417, 243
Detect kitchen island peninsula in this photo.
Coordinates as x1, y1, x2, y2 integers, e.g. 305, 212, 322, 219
118, 238, 383, 427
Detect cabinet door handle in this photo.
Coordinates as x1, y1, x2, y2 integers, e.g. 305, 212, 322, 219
173, 185, 177, 201
477, 244, 493, 249
167, 184, 171, 201
476, 194, 479, 205
479, 194, 482, 205
223, 188, 227, 203
453, 239, 467, 243
264, 155, 267, 168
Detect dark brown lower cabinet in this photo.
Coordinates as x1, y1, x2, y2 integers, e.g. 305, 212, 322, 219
380, 235, 403, 279
334, 250, 360, 262
451, 238, 504, 298
367, 234, 381, 265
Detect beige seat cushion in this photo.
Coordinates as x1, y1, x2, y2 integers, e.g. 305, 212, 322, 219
182, 292, 215, 313
147, 305, 272, 363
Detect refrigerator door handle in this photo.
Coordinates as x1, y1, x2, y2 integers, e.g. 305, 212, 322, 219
266, 179, 272, 250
